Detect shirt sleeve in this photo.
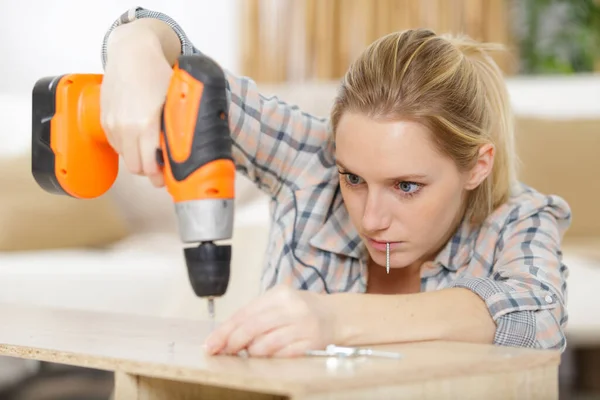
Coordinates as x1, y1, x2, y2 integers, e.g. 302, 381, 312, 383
448, 196, 572, 351
100, 7, 332, 198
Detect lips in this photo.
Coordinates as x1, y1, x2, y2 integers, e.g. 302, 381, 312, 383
366, 238, 402, 252
370, 238, 389, 244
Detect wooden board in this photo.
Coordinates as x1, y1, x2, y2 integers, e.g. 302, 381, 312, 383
0, 302, 560, 399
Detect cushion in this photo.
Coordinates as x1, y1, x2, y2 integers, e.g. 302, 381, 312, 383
562, 237, 600, 263
0, 93, 31, 158
0, 154, 129, 251
515, 117, 600, 238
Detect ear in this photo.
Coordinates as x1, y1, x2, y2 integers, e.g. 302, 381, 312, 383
464, 143, 495, 190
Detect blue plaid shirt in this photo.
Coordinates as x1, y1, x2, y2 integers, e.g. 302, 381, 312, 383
102, 7, 573, 351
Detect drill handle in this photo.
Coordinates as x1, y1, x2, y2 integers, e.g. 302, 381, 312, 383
158, 54, 235, 204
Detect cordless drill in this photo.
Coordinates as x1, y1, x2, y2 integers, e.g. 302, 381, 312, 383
30, 54, 235, 322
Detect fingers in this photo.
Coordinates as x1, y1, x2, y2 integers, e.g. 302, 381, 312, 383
102, 122, 121, 155
121, 135, 142, 175
272, 339, 312, 358
139, 120, 163, 185
246, 325, 302, 357
102, 111, 164, 187
150, 148, 165, 187
139, 138, 159, 175
204, 287, 293, 355
221, 310, 290, 355
203, 286, 315, 358
100, 85, 121, 155
204, 296, 273, 355
148, 174, 165, 188
99, 53, 172, 188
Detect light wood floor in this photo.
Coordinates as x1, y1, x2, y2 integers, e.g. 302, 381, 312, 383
0, 364, 113, 400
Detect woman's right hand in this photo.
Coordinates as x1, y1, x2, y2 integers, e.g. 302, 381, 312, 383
100, 23, 175, 188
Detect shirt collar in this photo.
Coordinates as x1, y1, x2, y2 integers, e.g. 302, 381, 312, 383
432, 216, 478, 272
308, 190, 366, 260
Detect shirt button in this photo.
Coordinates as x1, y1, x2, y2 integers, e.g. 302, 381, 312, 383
545, 295, 553, 303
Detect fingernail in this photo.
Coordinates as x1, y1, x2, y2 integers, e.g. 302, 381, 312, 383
203, 339, 218, 354
203, 343, 214, 354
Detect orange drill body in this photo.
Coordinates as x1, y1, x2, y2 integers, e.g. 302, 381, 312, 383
33, 73, 117, 198
32, 54, 234, 303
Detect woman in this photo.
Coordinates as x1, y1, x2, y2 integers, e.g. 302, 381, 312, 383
101, 7, 572, 357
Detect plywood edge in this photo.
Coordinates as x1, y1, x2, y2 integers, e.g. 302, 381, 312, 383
296, 364, 558, 400
0, 340, 560, 398
0, 344, 300, 398
296, 351, 560, 396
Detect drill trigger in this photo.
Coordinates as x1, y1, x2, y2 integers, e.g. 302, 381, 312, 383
155, 148, 165, 167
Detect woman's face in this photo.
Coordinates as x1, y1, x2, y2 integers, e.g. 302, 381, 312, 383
335, 112, 492, 270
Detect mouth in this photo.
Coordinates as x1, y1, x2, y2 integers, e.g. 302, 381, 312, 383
366, 238, 403, 252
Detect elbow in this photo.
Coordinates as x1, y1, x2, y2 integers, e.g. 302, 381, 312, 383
534, 307, 568, 352
493, 308, 567, 352
446, 276, 568, 351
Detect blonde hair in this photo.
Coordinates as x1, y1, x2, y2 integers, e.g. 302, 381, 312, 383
331, 29, 517, 226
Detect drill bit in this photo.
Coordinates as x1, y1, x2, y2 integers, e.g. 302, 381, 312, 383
207, 297, 215, 331
386, 242, 390, 274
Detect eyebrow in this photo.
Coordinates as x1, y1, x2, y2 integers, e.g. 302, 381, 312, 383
336, 160, 429, 181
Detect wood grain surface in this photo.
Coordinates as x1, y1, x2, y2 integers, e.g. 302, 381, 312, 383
0, 302, 560, 399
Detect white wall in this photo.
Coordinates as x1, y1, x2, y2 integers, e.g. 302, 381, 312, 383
0, 0, 240, 94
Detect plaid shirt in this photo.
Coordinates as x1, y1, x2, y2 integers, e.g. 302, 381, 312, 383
103, 8, 573, 351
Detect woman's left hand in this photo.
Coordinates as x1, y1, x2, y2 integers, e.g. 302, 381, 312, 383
203, 284, 338, 357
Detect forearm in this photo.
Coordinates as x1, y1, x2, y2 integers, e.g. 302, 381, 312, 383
106, 18, 182, 66
329, 288, 496, 346
99, 7, 331, 199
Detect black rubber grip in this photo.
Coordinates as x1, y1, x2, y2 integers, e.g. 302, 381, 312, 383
31, 75, 70, 196
161, 54, 232, 182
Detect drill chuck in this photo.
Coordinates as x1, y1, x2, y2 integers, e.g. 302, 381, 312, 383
185, 242, 231, 298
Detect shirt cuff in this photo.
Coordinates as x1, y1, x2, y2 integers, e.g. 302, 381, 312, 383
101, 7, 197, 69
447, 276, 558, 348
493, 310, 537, 348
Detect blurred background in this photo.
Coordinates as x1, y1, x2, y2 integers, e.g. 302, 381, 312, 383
0, 0, 598, 399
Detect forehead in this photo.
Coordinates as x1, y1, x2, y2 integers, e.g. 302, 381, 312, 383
334, 112, 446, 172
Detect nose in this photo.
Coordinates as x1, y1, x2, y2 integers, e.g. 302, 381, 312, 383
361, 190, 391, 234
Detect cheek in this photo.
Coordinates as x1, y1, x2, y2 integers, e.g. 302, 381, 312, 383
392, 197, 436, 232
397, 185, 463, 232
340, 187, 364, 224
424, 183, 465, 226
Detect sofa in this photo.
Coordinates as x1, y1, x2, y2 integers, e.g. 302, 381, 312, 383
0, 73, 599, 388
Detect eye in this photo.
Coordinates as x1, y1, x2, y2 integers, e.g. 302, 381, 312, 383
397, 181, 421, 194
344, 173, 363, 185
